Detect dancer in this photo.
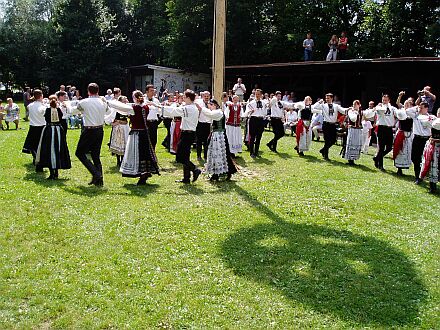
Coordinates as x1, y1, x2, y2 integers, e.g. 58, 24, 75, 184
22, 89, 46, 172
224, 95, 243, 156
35, 95, 71, 179
145, 84, 161, 150
420, 118, 440, 193
195, 91, 212, 161
343, 100, 367, 165
267, 91, 294, 152
243, 89, 267, 158
169, 94, 184, 154
116, 91, 160, 185
393, 101, 414, 176
294, 96, 316, 156
108, 95, 130, 167
162, 89, 202, 183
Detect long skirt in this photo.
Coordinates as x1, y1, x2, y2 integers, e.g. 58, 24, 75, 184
225, 124, 242, 154
109, 122, 130, 156
170, 120, 182, 154
361, 130, 371, 154
243, 117, 250, 145
344, 127, 363, 160
35, 124, 71, 169
420, 140, 440, 183
120, 130, 160, 177
296, 120, 312, 152
22, 125, 44, 154
206, 131, 238, 176
394, 132, 413, 169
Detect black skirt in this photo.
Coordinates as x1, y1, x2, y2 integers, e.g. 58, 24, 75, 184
35, 124, 71, 169
22, 125, 44, 154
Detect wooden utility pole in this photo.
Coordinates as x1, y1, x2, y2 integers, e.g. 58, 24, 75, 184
212, 0, 226, 102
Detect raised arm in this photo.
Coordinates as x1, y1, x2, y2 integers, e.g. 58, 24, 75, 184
200, 108, 223, 121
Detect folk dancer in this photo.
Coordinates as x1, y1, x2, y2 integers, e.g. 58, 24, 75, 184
224, 95, 243, 157
267, 91, 294, 152
294, 96, 316, 156
106, 95, 130, 167
393, 99, 415, 176
161, 89, 202, 183
243, 89, 268, 158
343, 100, 370, 165
419, 118, 440, 193
372, 94, 397, 171
35, 95, 71, 179
195, 91, 212, 161
22, 89, 46, 172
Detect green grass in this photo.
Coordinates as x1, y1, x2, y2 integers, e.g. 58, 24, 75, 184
0, 105, 439, 329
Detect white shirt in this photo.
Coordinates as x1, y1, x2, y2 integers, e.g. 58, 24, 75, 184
311, 113, 323, 127
162, 104, 200, 131
406, 106, 436, 137
243, 99, 268, 118
74, 96, 110, 127
269, 97, 293, 118
200, 108, 223, 122
27, 101, 46, 126
195, 99, 213, 124
375, 103, 396, 127
145, 96, 161, 120
286, 111, 298, 123
232, 83, 246, 96
313, 102, 347, 123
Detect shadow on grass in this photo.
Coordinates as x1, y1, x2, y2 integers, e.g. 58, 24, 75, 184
62, 185, 109, 197
122, 183, 159, 196
23, 163, 68, 187
179, 183, 205, 195
221, 184, 426, 327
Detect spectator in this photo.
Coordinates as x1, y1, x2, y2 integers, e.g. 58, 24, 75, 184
326, 35, 338, 61
303, 32, 314, 61
4, 98, 20, 130
284, 108, 298, 136
282, 91, 289, 102
311, 112, 323, 141
105, 89, 113, 101
338, 32, 348, 60
23, 87, 31, 121
289, 92, 297, 103
416, 86, 436, 114
232, 78, 247, 101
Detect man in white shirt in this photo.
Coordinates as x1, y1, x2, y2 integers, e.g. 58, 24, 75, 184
195, 91, 212, 161
74, 83, 110, 186
232, 78, 246, 102
22, 89, 46, 172
313, 93, 348, 160
144, 84, 161, 150
161, 89, 202, 183
372, 94, 397, 171
267, 91, 293, 152
243, 89, 268, 158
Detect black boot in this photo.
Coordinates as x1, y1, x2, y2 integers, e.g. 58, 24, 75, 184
397, 168, 403, 176
429, 182, 437, 194
47, 169, 56, 180
210, 174, 219, 182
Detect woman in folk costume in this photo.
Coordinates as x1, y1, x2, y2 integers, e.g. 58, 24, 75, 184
114, 91, 160, 185
343, 100, 367, 165
197, 99, 238, 182
393, 100, 414, 176
35, 95, 71, 180
169, 94, 183, 154
294, 96, 316, 156
419, 118, 440, 193
106, 95, 130, 167
224, 94, 243, 157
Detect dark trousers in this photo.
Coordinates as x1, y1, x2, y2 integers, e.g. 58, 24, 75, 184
162, 118, 172, 149
412, 135, 430, 179
320, 122, 338, 157
75, 127, 104, 178
249, 117, 265, 156
146, 120, 159, 150
338, 49, 347, 60
177, 131, 197, 181
376, 125, 394, 168
196, 122, 211, 159
269, 117, 284, 150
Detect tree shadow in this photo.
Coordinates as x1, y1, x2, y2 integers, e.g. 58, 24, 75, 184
220, 184, 427, 327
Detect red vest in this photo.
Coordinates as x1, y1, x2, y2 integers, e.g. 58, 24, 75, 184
227, 104, 241, 126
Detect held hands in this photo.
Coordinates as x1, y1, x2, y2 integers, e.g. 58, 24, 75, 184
399, 91, 405, 97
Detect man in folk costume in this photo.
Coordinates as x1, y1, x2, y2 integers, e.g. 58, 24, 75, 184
195, 91, 212, 161
419, 118, 440, 193
224, 95, 243, 157
343, 100, 369, 165
267, 91, 294, 153
72, 83, 111, 186
393, 101, 414, 176
169, 94, 184, 154
243, 89, 268, 158
372, 94, 397, 171
144, 84, 161, 150
22, 89, 46, 172
294, 96, 317, 156
313, 93, 349, 160
406, 102, 437, 184
161, 89, 202, 183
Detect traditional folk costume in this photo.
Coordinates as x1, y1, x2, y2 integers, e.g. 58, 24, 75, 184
373, 103, 397, 170
202, 108, 238, 181
267, 97, 294, 152
313, 102, 348, 160
243, 98, 268, 158
406, 107, 437, 182
195, 99, 212, 160
145, 96, 161, 150
393, 110, 414, 173
22, 100, 46, 171
109, 112, 130, 166
162, 103, 202, 183
35, 107, 71, 179
420, 119, 440, 193
224, 102, 243, 155
295, 102, 315, 155
343, 109, 366, 164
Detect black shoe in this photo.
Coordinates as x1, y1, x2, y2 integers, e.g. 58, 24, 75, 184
94, 177, 104, 186
250, 153, 256, 159
379, 167, 386, 172
373, 156, 379, 168
137, 177, 148, 185
226, 173, 232, 181
396, 168, 403, 176
348, 160, 355, 166
294, 146, 298, 151
47, 175, 55, 180
88, 177, 96, 185
429, 182, 437, 194
176, 179, 190, 184
414, 178, 422, 185
35, 165, 44, 173
210, 174, 219, 182
192, 169, 202, 182
298, 152, 304, 156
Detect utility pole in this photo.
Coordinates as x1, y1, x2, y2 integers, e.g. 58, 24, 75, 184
212, 0, 226, 102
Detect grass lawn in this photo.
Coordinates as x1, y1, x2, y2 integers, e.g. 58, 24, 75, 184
0, 104, 439, 329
